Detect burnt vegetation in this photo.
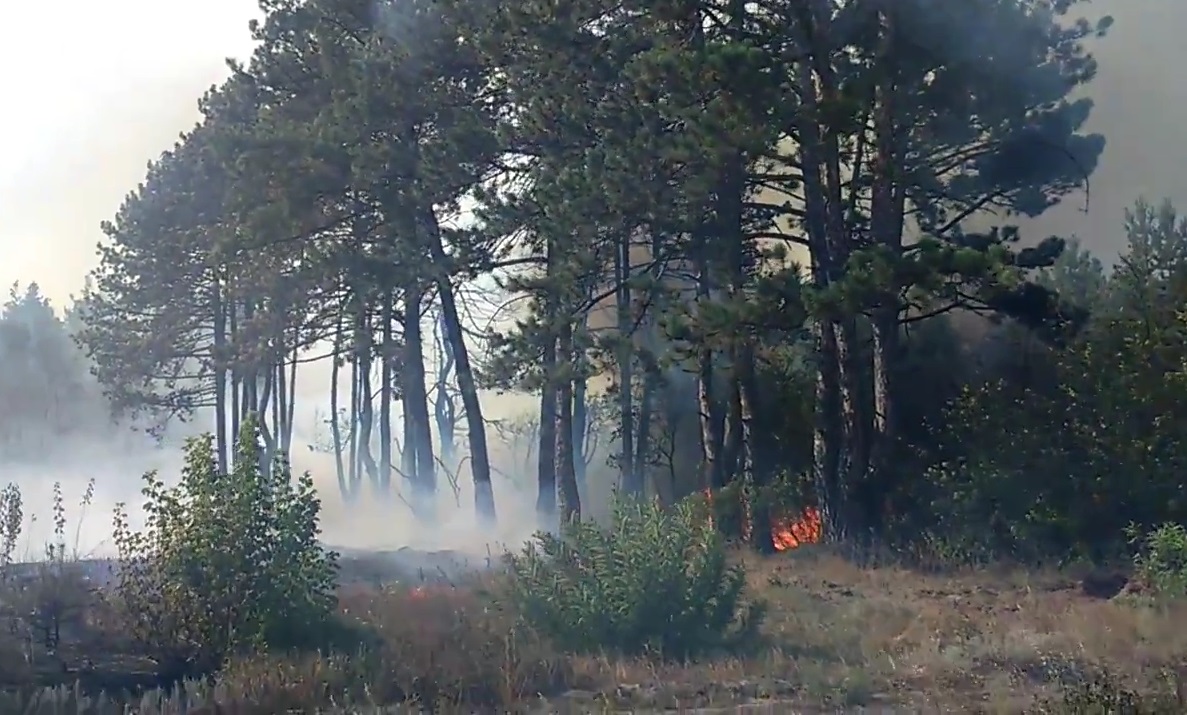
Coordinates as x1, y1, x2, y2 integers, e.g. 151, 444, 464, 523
4, 0, 1187, 711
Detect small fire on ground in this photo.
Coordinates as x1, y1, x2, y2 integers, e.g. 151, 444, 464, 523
771, 507, 822, 551
702, 489, 822, 551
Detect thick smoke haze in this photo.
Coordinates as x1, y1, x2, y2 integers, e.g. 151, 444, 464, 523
0, 0, 1182, 554
1026, 0, 1187, 261
0, 1, 556, 555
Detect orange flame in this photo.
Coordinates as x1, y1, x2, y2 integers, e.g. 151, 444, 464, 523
772, 507, 822, 551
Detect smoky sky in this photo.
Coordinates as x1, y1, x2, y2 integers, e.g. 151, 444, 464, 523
0, 0, 1177, 301
1022, 0, 1187, 260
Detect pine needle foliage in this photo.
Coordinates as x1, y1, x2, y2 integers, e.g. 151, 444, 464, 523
505, 495, 763, 659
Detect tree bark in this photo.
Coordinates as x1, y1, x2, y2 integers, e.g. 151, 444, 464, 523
536, 330, 559, 526
211, 278, 228, 474
419, 210, 496, 523
572, 371, 588, 490
795, 39, 861, 541
867, 5, 908, 531
330, 318, 350, 501
402, 280, 437, 512
556, 317, 581, 523
378, 291, 394, 495
615, 234, 640, 495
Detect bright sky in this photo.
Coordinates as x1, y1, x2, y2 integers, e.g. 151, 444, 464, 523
0, 0, 1185, 308
0, 0, 261, 304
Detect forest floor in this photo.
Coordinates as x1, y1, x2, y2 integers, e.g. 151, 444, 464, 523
1, 546, 1185, 712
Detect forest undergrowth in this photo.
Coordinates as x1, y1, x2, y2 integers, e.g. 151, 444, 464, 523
2, 430, 1186, 714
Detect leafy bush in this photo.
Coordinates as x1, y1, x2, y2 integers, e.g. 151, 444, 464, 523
506, 495, 763, 658
0, 482, 21, 570
1041, 671, 1186, 714
112, 416, 339, 677
709, 471, 810, 543
0, 480, 108, 679
1128, 522, 1187, 598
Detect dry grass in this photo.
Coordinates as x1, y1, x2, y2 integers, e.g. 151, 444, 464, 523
2, 546, 1186, 712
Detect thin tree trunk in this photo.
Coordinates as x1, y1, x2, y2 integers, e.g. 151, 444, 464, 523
402, 281, 436, 512
257, 354, 276, 469
330, 319, 350, 501
276, 348, 292, 456
348, 354, 361, 498
285, 344, 297, 455
693, 232, 726, 493
867, 6, 907, 532
722, 378, 743, 485
572, 372, 588, 490
212, 279, 228, 474
419, 210, 495, 523
357, 323, 380, 491
269, 355, 280, 445
633, 232, 664, 498
242, 299, 258, 431
615, 234, 639, 495
795, 40, 861, 542
537, 232, 560, 525
379, 291, 394, 495
556, 319, 581, 523
634, 368, 658, 498
537, 330, 559, 525
433, 311, 457, 465
230, 298, 241, 444
736, 344, 773, 552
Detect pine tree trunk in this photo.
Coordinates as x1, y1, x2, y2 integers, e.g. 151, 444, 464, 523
211, 279, 228, 474
693, 233, 725, 494
419, 210, 496, 523
556, 319, 581, 523
402, 280, 437, 512
379, 292, 394, 495
867, 8, 906, 530
356, 314, 380, 490
330, 318, 349, 501
537, 331, 559, 527
573, 369, 588, 490
615, 235, 639, 495
797, 48, 862, 542
634, 368, 658, 498
433, 312, 457, 466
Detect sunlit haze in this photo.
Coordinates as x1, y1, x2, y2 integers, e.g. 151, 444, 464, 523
0, 2, 555, 556
0, 0, 260, 303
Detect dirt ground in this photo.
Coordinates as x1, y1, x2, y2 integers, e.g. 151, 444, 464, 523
2, 546, 1185, 712
527, 548, 1187, 712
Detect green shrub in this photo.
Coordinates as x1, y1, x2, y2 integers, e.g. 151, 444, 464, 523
710, 471, 809, 543
1128, 522, 1187, 598
112, 416, 339, 677
1041, 671, 1185, 714
506, 495, 764, 659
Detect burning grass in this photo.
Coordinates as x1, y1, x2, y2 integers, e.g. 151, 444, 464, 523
3, 547, 1187, 712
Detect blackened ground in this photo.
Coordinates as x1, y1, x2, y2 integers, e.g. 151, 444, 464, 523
1, 545, 492, 589
331, 545, 496, 585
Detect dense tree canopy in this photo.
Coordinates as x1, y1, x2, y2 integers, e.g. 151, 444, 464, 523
10, 0, 1174, 561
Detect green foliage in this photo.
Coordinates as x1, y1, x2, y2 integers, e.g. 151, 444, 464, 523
710, 471, 811, 542
0, 483, 20, 570
0, 282, 111, 456
913, 197, 1187, 562
1042, 672, 1185, 714
506, 496, 763, 658
1128, 523, 1187, 598
111, 415, 339, 676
